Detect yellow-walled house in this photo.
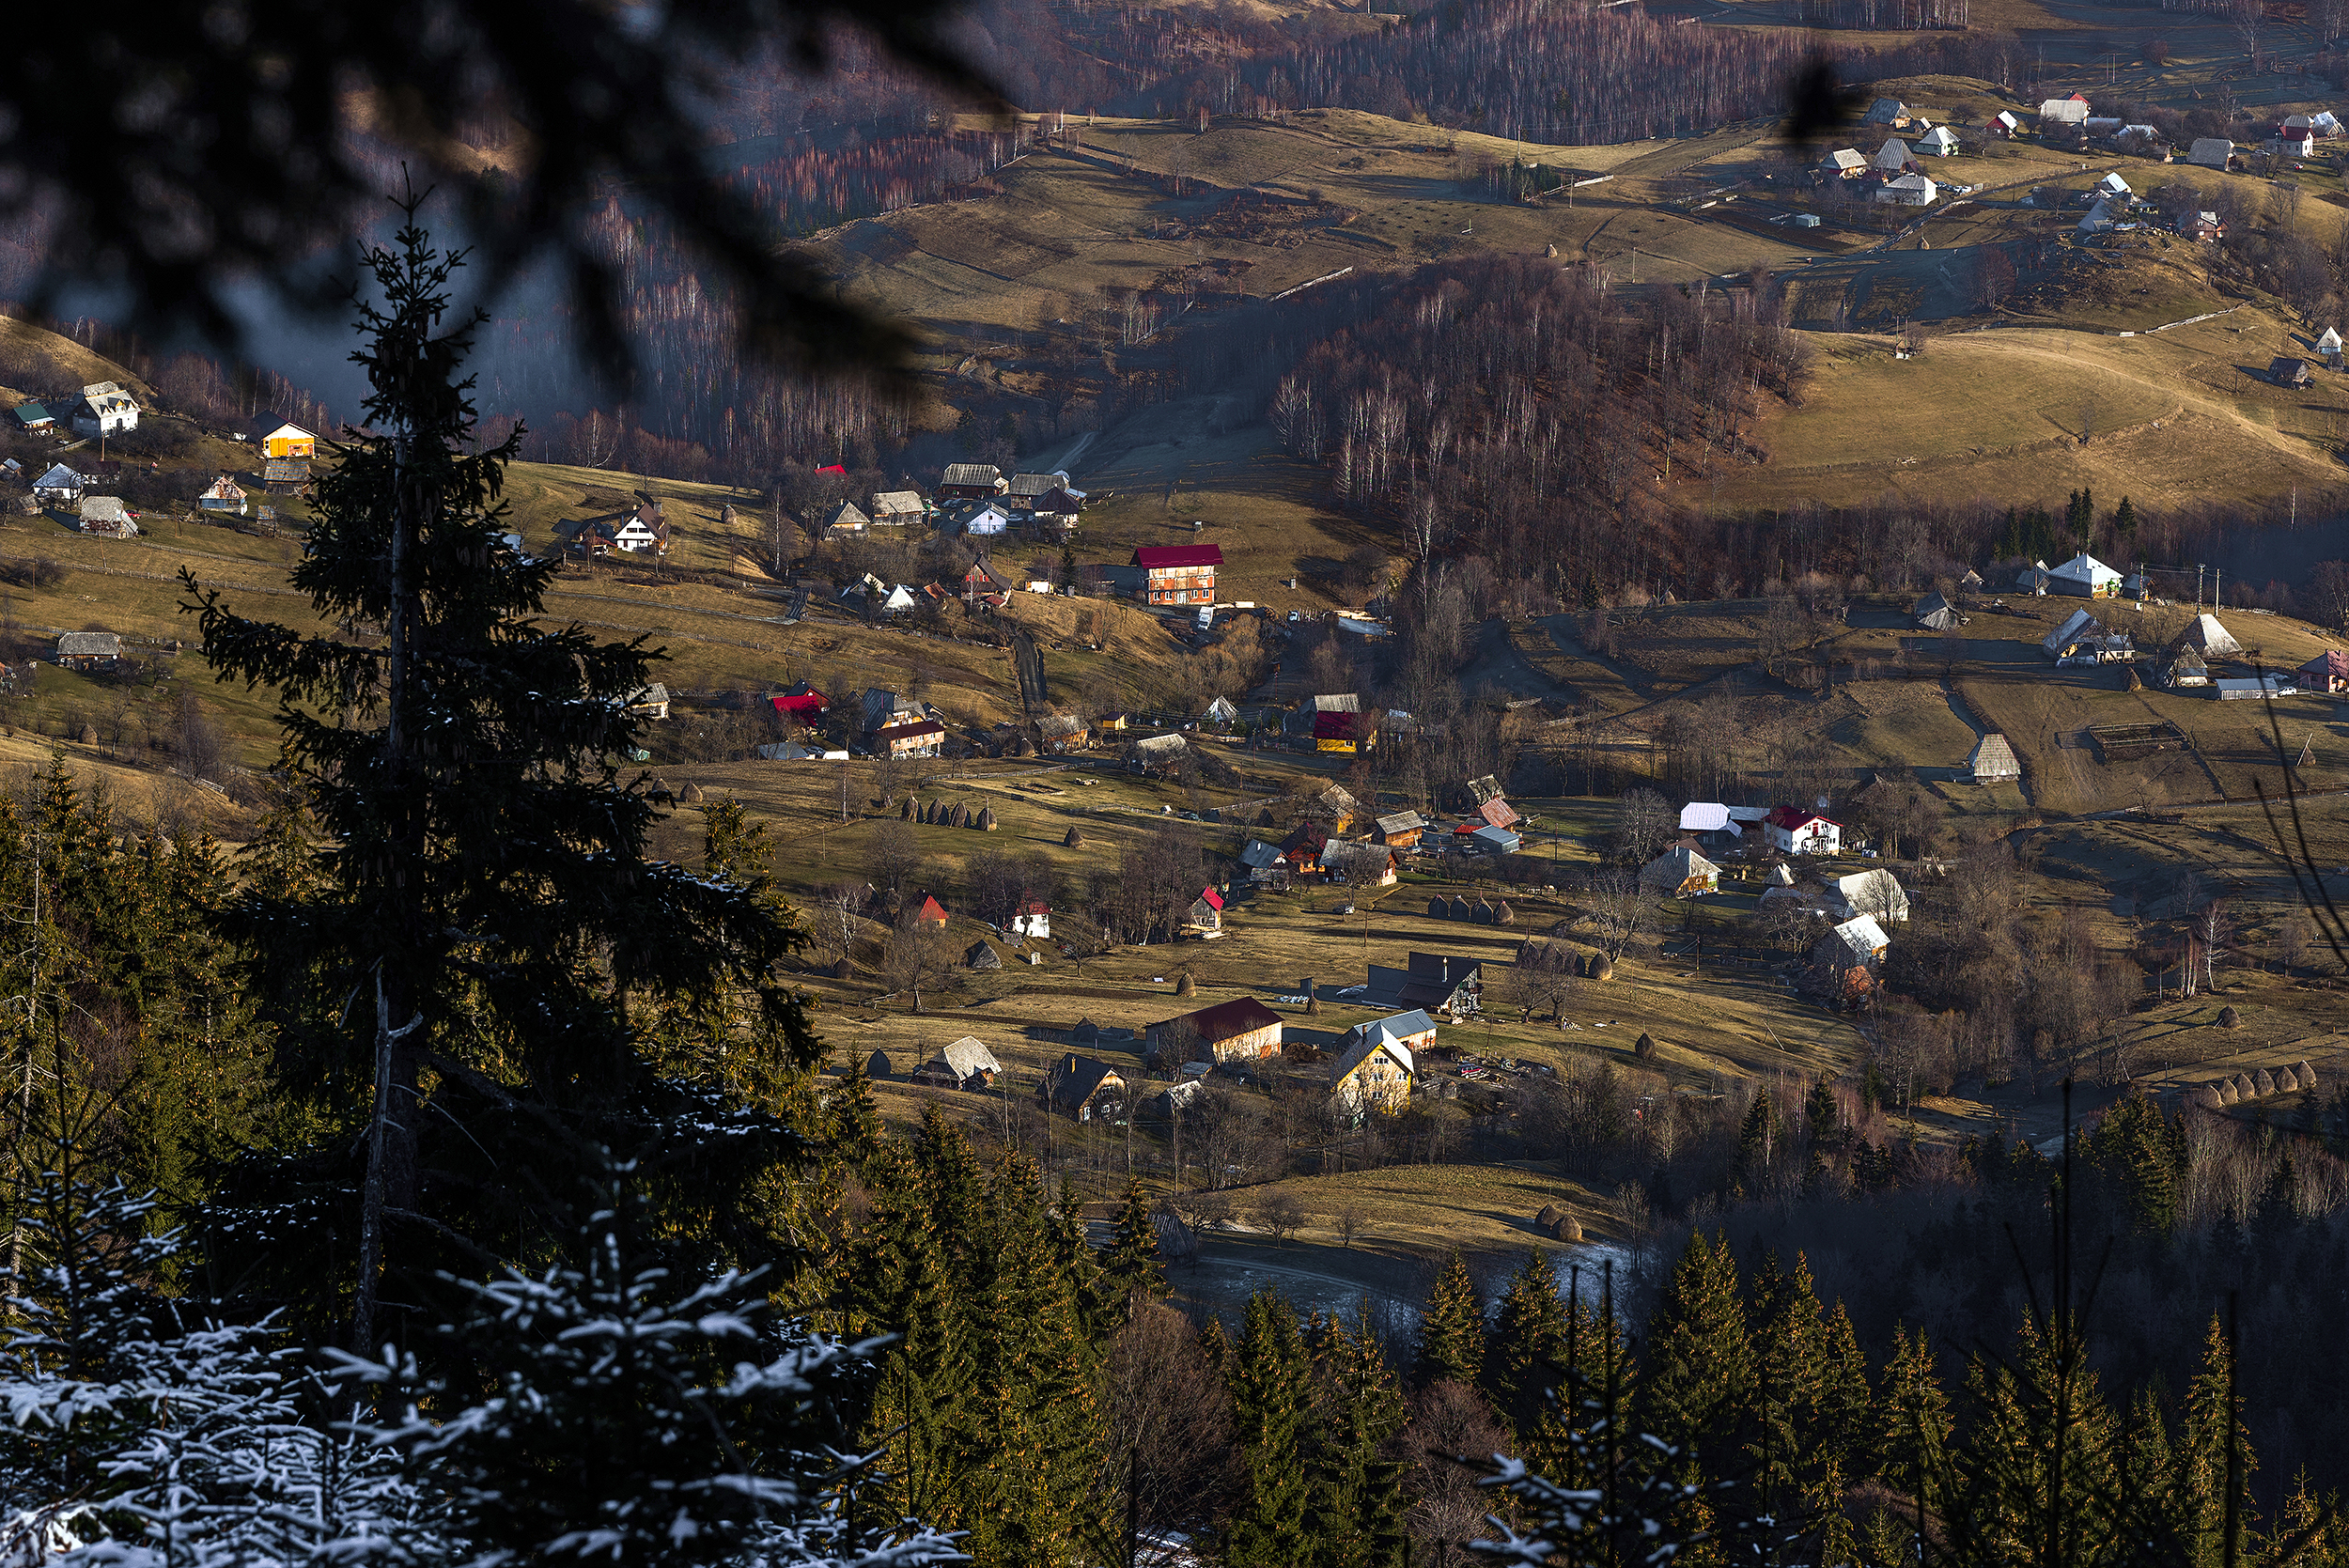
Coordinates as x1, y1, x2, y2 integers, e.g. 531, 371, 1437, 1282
1330, 1013, 1425, 1115
262, 423, 317, 460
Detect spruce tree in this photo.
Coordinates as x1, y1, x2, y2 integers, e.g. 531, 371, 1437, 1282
1731, 1090, 1781, 1197
1813, 1301, 1874, 1473
1949, 1318, 2128, 1567
1416, 1250, 1486, 1389
1639, 1232, 1750, 1479
846, 1146, 975, 1533
182, 209, 807, 1354
1744, 1250, 1826, 1506
1803, 1076, 1840, 1148
1874, 1327, 1952, 1508
1484, 1250, 1569, 1449
1309, 1307, 1410, 1568
1225, 1290, 1315, 1568
2182, 1313, 2260, 1568
962, 1157, 1108, 1566
1099, 1176, 1169, 1312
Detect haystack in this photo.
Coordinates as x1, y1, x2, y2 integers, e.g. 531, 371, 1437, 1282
1065, 827, 1085, 847
1534, 1203, 1565, 1233
1493, 900, 1515, 924
1451, 895, 1474, 920
2254, 1067, 2277, 1096
1429, 897, 1450, 920
2299, 1060, 2319, 1092
867, 1050, 892, 1080
2275, 1064, 2301, 1092
1556, 1205, 1583, 1243
2195, 1084, 2222, 1110
966, 940, 1002, 970
2233, 1071, 2257, 1098
900, 798, 916, 819
2218, 1079, 2240, 1104
977, 807, 999, 831
679, 783, 706, 803
1589, 953, 1615, 981
1175, 972, 1196, 997
1471, 901, 1494, 925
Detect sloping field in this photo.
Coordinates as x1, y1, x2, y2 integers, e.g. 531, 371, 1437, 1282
1718, 316, 2349, 510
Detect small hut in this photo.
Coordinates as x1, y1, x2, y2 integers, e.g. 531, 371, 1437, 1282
966, 940, 1003, 970
1071, 1018, 1100, 1047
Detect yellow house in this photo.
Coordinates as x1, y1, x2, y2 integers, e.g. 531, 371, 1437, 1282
262, 423, 317, 460
1330, 1021, 1420, 1116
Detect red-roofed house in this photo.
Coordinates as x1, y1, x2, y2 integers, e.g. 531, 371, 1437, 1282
1189, 887, 1225, 931
1477, 797, 1521, 831
1146, 996, 1283, 1064
1766, 806, 1842, 855
1132, 544, 1221, 606
772, 683, 829, 721
1281, 821, 1330, 877
1313, 709, 1374, 753
911, 894, 950, 929
2300, 649, 2349, 692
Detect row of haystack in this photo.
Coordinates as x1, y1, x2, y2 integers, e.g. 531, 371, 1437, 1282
2194, 1061, 2318, 1109
1426, 895, 1515, 924
901, 797, 999, 831
1532, 1203, 1584, 1242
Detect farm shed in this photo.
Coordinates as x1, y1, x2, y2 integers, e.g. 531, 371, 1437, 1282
911, 1036, 1001, 1090
55, 632, 121, 670
2186, 137, 2233, 168
77, 496, 137, 537
2165, 648, 2210, 689
1863, 98, 1912, 125
2039, 96, 2091, 124
1968, 733, 2021, 782
1820, 147, 1868, 178
937, 462, 1005, 499
2320, 327, 2343, 357
2272, 357, 2311, 388
870, 489, 926, 524
2177, 613, 2242, 657
1912, 592, 1959, 630
2215, 675, 2295, 701
1373, 810, 1427, 847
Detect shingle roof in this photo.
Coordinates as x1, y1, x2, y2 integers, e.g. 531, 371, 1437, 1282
1969, 733, 2020, 779
56, 631, 119, 658
941, 462, 1001, 487
935, 1036, 1001, 1079
1374, 810, 1426, 834
1048, 1053, 1123, 1112
2300, 649, 2349, 680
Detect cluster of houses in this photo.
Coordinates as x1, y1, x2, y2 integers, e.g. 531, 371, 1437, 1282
819, 464, 1086, 545
1817, 110, 1960, 208
557, 490, 672, 559
12, 381, 141, 442
896, 950, 1482, 1123
1237, 776, 1525, 890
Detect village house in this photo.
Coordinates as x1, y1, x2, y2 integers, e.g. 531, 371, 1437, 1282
1639, 846, 1721, 897
1311, 783, 1362, 832
2039, 94, 2091, 125
1862, 98, 1912, 127
820, 499, 870, 537
1279, 820, 1330, 878
2182, 210, 2225, 241
1314, 708, 1374, 753
2272, 357, 2312, 389
261, 423, 316, 459
1968, 733, 2021, 782
2299, 650, 2349, 693
1007, 469, 1083, 507
1188, 887, 1225, 932
1990, 110, 2021, 137
1321, 841, 1399, 888
1330, 1019, 1420, 1116
1819, 147, 1868, 179
910, 894, 950, 929
1363, 951, 1481, 1017
2321, 327, 2344, 359
1147, 996, 1284, 1065
1132, 544, 1220, 606
1765, 805, 1842, 856
1010, 901, 1051, 939
911, 1035, 1001, 1091
880, 719, 946, 758
1874, 138, 1915, 172
197, 475, 247, 516
1810, 915, 1890, 1001
870, 489, 926, 525
1823, 868, 1909, 923
1372, 809, 1427, 848
936, 462, 1006, 500
942, 499, 1013, 537
771, 681, 829, 723
612, 500, 667, 553
861, 688, 930, 734
2187, 137, 2234, 170
1917, 125, 1960, 156
71, 382, 138, 438
625, 683, 671, 721
1038, 713, 1089, 753
1876, 173, 1938, 207
12, 402, 52, 431
1042, 1053, 1127, 1122
31, 463, 83, 505
54, 631, 121, 671
2043, 607, 2132, 665
1240, 839, 1286, 885
77, 496, 137, 538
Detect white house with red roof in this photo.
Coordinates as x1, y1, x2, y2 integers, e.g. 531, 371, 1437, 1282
1766, 805, 1842, 856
